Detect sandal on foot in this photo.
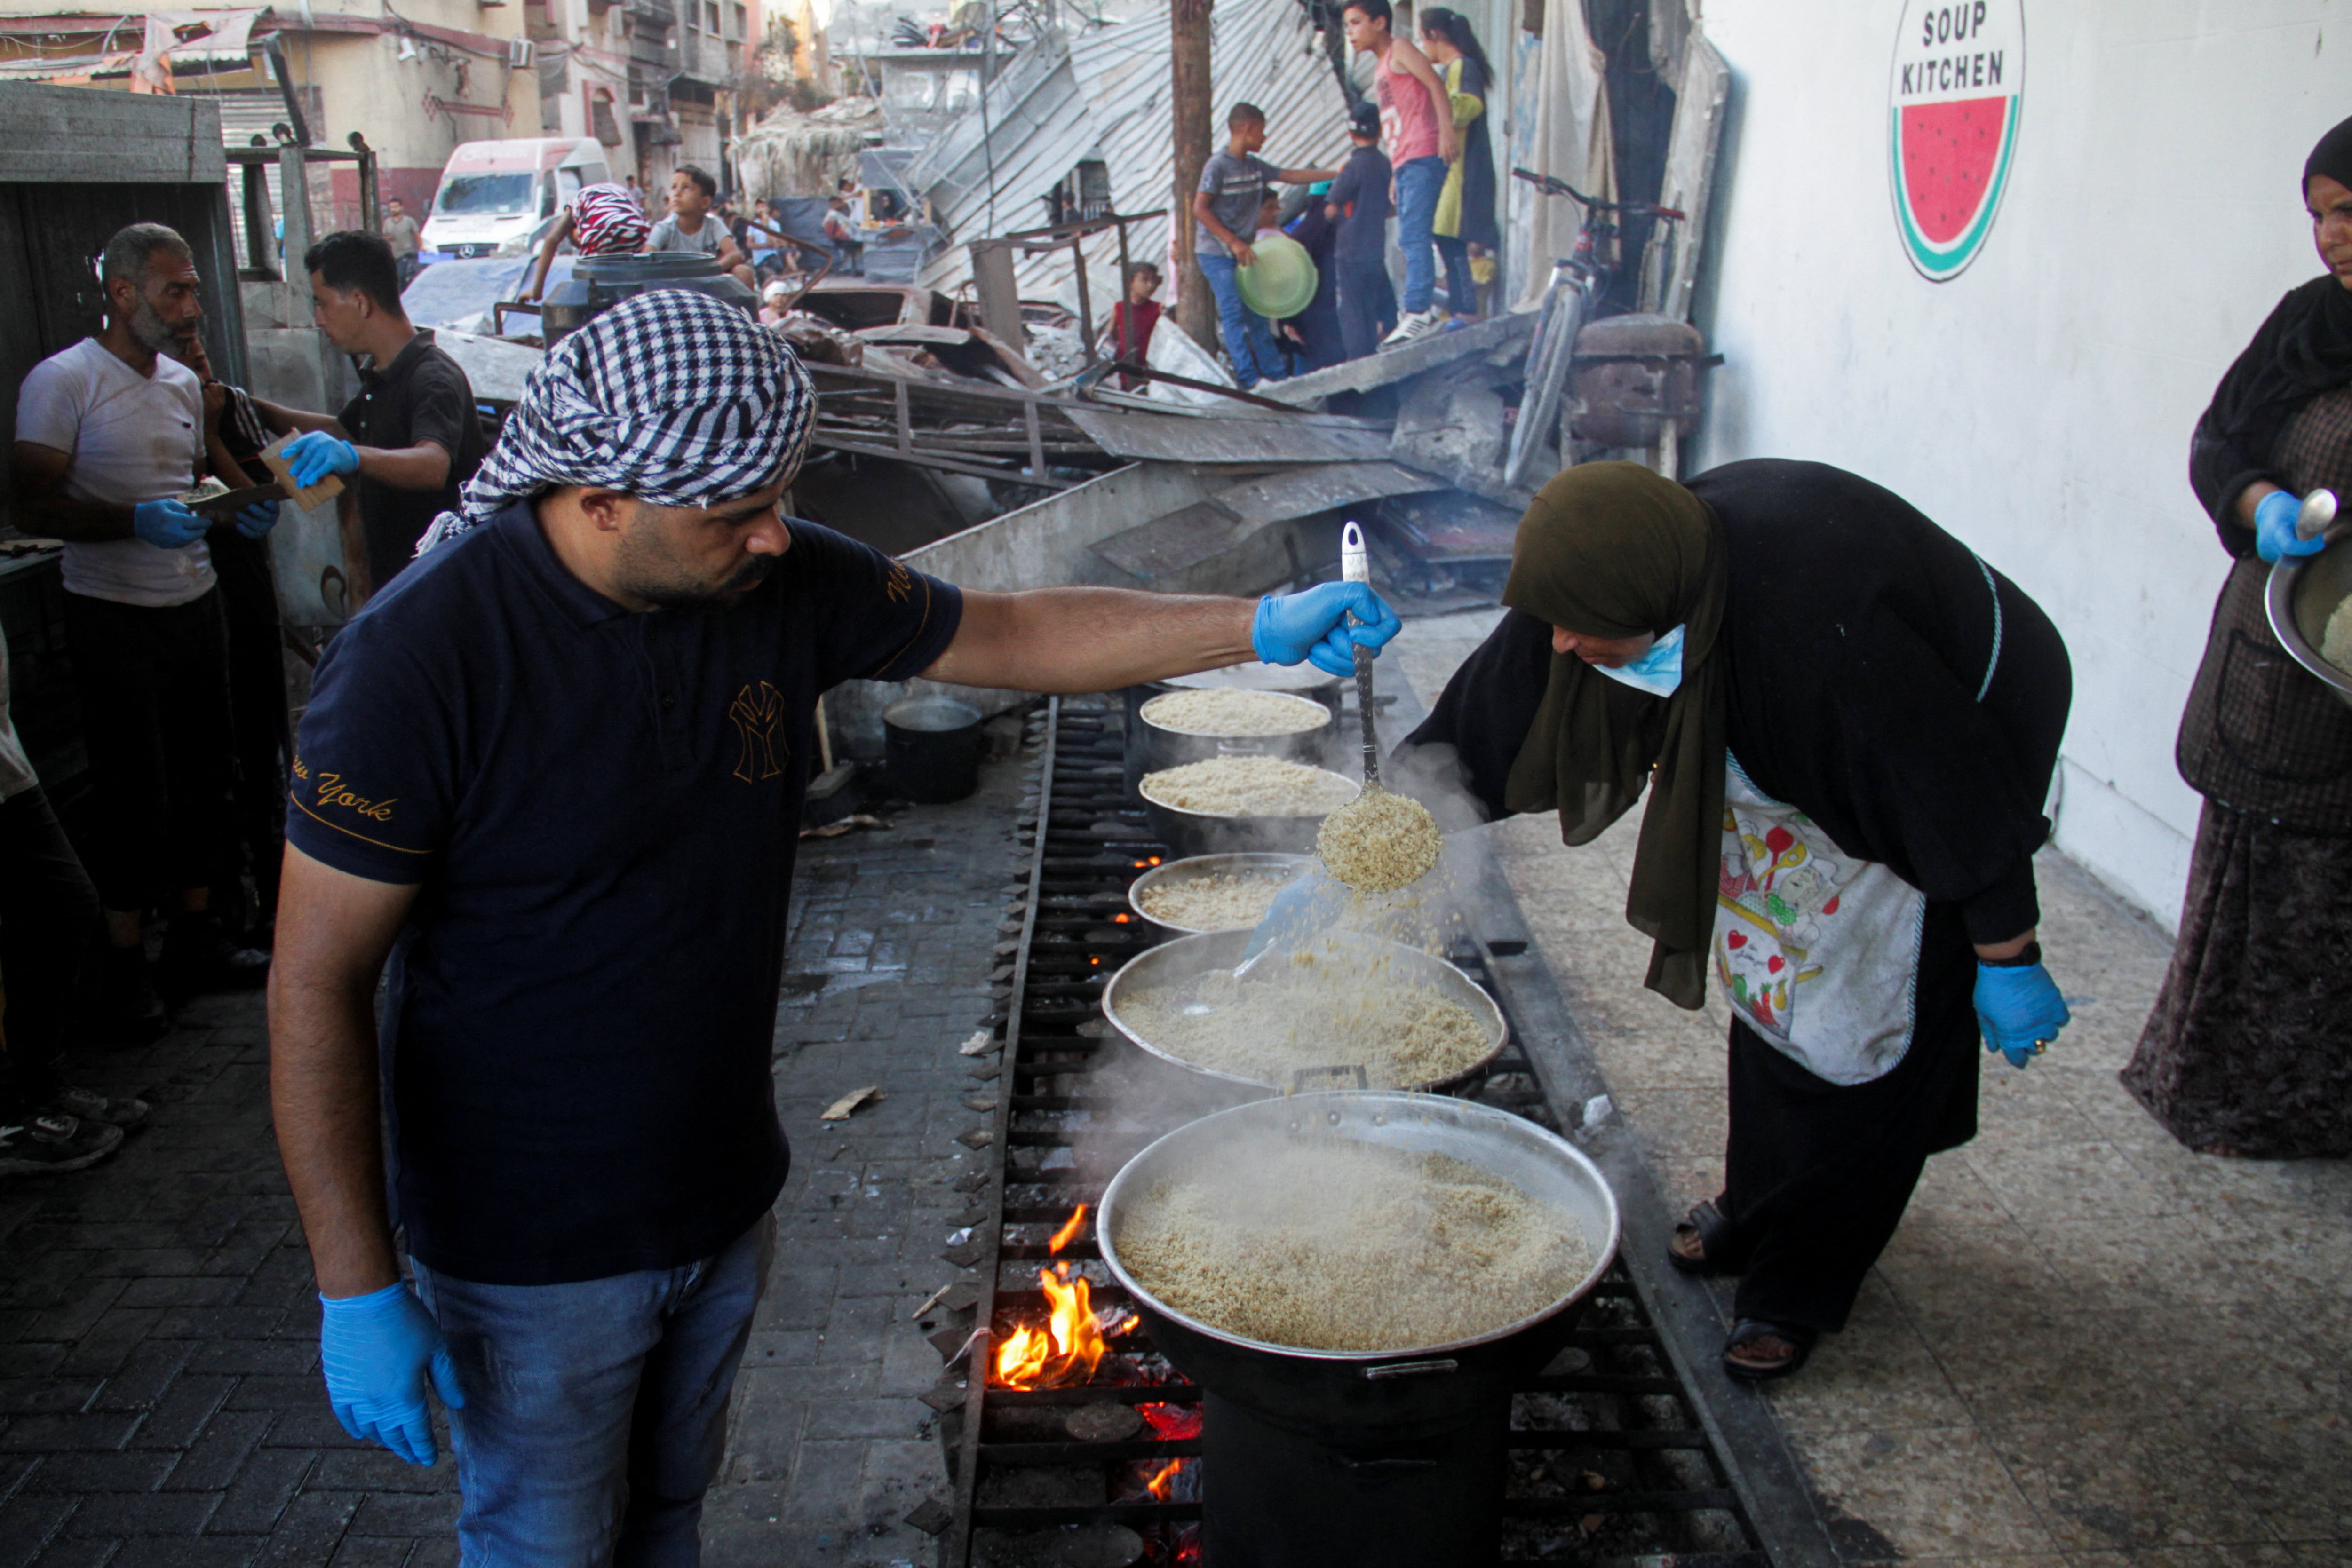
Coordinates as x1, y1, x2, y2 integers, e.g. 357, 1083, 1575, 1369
1722, 1318, 1818, 1384
1668, 1200, 1739, 1277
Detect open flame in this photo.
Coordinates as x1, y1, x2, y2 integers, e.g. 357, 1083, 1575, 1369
1137, 1402, 1204, 1440
1048, 1203, 1089, 1254
992, 1260, 1116, 1389
1143, 1458, 1190, 1500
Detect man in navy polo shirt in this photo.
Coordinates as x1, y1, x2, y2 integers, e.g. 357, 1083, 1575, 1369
266, 291, 1398, 1566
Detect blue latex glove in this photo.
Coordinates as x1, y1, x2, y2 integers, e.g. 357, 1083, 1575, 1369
1974, 961, 2070, 1069
2254, 489, 2325, 564
284, 430, 361, 489
131, 498, 208, 550
233, 498, 283, 539
318, 1282, 465, 1467
1253, 582, 1403, 678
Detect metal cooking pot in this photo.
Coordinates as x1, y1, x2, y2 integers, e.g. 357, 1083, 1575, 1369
1130, 688, 1335, 778
1098, 1091, 1621, 1568
1100, 928, 1507, 1093
1121, 663, 1343, 794
2268, 541, 2352, 711
1126, 852, 1310, 934
1136, 763, 1357, 858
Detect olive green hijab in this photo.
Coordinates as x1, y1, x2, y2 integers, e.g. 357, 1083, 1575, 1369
1501, 462, 1730, 1009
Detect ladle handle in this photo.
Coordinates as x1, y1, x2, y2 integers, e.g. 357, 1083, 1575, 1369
1342, 521, 1379, 788
2297, 487, 2340, 542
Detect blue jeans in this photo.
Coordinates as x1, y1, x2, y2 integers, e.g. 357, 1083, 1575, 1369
1394, 155, 1447, 315
412, 1214, 775, 1568
1198, 251, 1284, 387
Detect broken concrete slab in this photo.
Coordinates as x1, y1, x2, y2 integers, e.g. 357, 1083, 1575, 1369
1060, 404, 1395, 464
1260, 312, 1535, 409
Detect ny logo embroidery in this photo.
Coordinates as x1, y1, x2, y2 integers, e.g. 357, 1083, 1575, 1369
883, 563, 913, 604
728, 681, 788, 782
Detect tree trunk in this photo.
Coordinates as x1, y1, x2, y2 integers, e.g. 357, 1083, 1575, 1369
1171, 0, 1215, 349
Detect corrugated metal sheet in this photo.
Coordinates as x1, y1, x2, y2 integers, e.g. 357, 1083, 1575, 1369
911, 0, 1351, 320
902, 35, 1097, 267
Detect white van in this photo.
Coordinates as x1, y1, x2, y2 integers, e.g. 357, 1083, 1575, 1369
420, 137, 611, 261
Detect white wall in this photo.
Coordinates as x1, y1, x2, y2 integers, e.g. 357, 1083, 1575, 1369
1688, 0, 2343, 925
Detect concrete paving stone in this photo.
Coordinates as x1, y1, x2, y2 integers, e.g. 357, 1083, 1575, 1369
744, 1332, 822, 1369
54, 1489, 219, 1536
1875, 1215, 2072, 1323
19, 1282, 127, 1346
0, 1254, 96, 1309
111, 1280, 238, 1312
302, 1450, 455, 1497
1765, 1276, 1972, 1435
1983, 1418, 2281, 1550
347, 1490, 459, 1536
24, 1537, 120, 1568
118, 1538, 260, 1568
799, 1400, 928, 1442
247, 1491, 359, 1567
0, 1417, 142, 1456
405, 1538, 457, 1568
81, 1252, 213, 1283
160, 1411, 273, 1496
1798, 1425, 2059, 1559
324, 1536, 414, 1567
18, 1452, 177, 1495
1961, 1139, 2180, 1227
0, 1351, 63, 1386
247, 1405, 366, 1453
0, 1491, 76, 1568
775, 1441, 870, 1534
216, 1379, 320, 1418
130, 1378, 235, 1449
52, 1315, 163, 1380
183, 1342, 313, 1380
0, 1386, 99, 1421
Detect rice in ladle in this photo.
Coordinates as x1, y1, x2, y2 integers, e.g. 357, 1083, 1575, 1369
1116, 1138, 1590, 1352
1318, 786, 1441, 893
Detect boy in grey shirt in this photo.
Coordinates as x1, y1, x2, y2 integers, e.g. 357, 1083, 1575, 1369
645, 165, 753, 290
1189, 102, 1334, 388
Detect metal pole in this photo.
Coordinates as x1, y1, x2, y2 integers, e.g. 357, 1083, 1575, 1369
1069, 234, 1095, 366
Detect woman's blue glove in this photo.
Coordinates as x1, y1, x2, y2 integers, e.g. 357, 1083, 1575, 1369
131, 497, 208, 550
233, 498, 283, 539
1974, 960, 2070, 1069
318, 1282, 465, 1466
2254, 489, 2325, 564
1253, 582, 1403, 678
284, 430, 361, 489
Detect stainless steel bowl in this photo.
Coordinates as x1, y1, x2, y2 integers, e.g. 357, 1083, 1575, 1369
1136, 764, 1358, 857
1100, 927, 1508, 1092
1098, 1090, 1621, 1365
1127, 852, 1311, 934
1132, 689, 1336, 776
2268, 544, 2352, 710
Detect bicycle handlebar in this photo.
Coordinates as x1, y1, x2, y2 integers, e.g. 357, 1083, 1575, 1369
1509, 166, 1685, 222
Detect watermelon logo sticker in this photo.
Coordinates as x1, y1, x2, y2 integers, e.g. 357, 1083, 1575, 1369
1889, 0, 2025, 281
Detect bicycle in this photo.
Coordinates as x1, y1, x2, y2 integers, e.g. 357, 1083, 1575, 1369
1503, 168, 1685, 491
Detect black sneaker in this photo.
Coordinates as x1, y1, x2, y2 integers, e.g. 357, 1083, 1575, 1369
47, 1087, 151, 1132
0, 1112, 123, 1176
91, 943, 169, 1045
159, 911, 270, 999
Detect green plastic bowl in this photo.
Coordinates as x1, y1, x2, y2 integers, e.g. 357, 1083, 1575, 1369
1237, 234, 1318, 319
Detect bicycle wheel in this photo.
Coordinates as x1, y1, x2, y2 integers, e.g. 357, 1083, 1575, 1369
1506, 283, 1589, 490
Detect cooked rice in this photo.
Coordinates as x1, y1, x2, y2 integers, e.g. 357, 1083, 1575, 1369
1318, 786, 1441, 892
1137, 870, 1295, 930
1111, 947, 1491, 1088
1115, 1139, 1590, 1352
2324, 595, 2352, 674
1140, 758, 1357, 817
1142, 689, 1332, 737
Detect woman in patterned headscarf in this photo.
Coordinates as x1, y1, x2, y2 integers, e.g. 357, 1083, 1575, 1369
2122, 115, 2352, 1159
1408, 459, 2073, 1380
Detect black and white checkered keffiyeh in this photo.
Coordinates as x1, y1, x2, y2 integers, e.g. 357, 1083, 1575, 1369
416, 289, 814, 554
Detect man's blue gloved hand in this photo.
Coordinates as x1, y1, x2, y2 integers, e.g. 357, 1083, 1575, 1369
1253, 582, 1403, 678
284, 430, 361, 489
2254, 489, 2325, 564
233, 498, 283, 539
1974, 953, 2070, 1069
131, 497, 208, 550
318, 1282, 465, 1467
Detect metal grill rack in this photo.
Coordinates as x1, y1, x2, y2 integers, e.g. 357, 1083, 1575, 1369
934, 696, 1776, 1568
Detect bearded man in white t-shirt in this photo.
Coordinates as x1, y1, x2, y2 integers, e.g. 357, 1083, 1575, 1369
10, 223, 282, 1032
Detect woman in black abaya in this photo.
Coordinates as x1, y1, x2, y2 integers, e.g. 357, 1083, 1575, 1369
1407, 460, 2074, 1379
2121, 116, 2352, 1159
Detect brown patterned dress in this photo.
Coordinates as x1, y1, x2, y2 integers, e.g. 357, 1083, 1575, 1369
2122, 386, 2352, 1158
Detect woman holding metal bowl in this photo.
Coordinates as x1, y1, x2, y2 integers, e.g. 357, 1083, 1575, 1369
2121, 116, 2352, 1161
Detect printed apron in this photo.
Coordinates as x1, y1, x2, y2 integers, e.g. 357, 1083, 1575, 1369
1713, 755, 1927, 1086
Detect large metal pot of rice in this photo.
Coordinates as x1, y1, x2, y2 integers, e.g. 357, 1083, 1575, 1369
1121, 662, 1343, 792
1131, 686, 1337, 777
1127, 852, 1311, 934
1136, 757, 1358, 858
1098, 1091, 1620, 1568
2268, 541, 2352, 711
1102, 928, 1507, 1092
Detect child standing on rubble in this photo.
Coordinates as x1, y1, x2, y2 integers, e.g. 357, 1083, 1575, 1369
1191, 102, 1336, 389
1327, 100, 1398, 362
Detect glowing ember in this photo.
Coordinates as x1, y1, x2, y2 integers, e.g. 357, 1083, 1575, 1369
1137, 1402, 1205, 1440
1048, 1204, 1089, 1254
1143, 1458, 1191, 1500
991, 1262, 1118, 1388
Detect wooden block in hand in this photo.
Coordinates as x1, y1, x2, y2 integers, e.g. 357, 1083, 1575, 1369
260, 431, 348, 512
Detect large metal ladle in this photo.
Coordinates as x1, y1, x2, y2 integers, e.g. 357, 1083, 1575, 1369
2295, 487, 2341, 545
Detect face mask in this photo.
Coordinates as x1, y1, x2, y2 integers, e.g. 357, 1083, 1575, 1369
1591, 624, 1685, 699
